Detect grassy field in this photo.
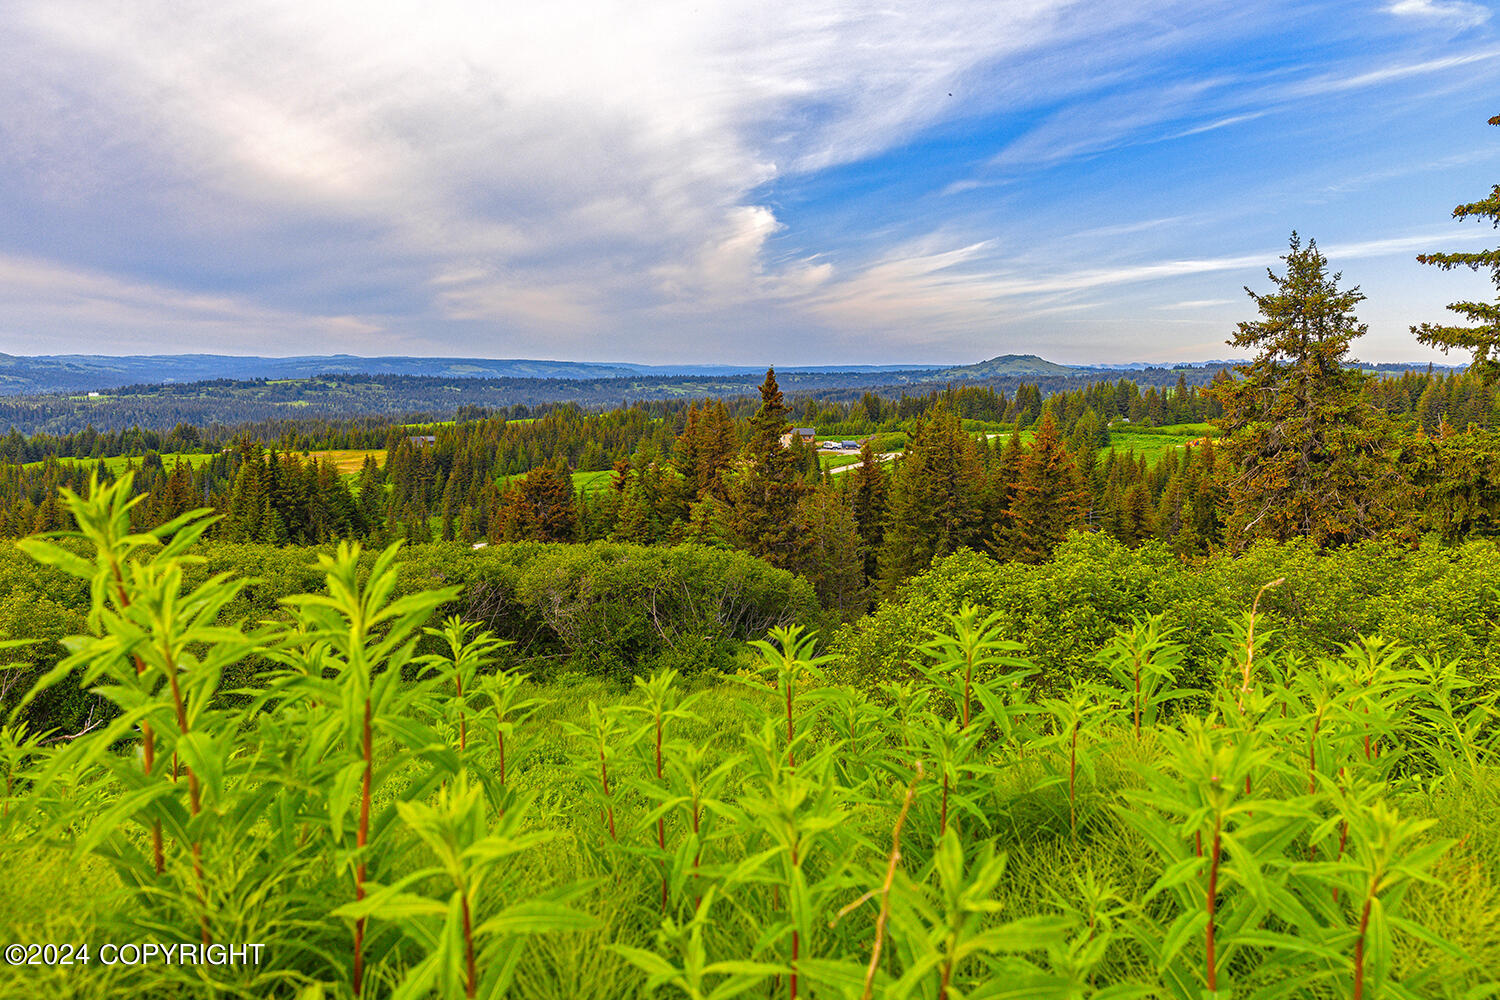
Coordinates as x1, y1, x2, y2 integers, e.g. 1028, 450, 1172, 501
818, 452, 865, 470
20, 449, 390, 476
305, 448, 386, 473
21, 452, 218, 473
572, 469, 613, 494
498, 468, 616, 494
980, 422, 1215, 466
1104, 426, 1213, 464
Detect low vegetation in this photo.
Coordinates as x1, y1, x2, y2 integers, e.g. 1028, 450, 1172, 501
0, 479, 1496, 999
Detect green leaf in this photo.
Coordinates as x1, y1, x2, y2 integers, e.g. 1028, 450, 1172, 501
475, 899, 598, 936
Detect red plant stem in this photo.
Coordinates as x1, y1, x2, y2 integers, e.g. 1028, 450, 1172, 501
461, 892, 478, 999
791, 927, 800, 1000
961, 663, 972, 730
1133, 659, 1142, 739
859, 767, 921, 1000
496, 725, 507, 817
940, 774, 949, 835
354, 697, 372, 997
109, 571, 164, 876
599, 744, 617, 840
1307, 713, 1323, 794
1069, 723, 1079, 835
1205, 817, 1223, 991
1195, 830, 1202, 857
1352, 874, 1379, 1000
1334, 819, 1350, 902
655, 716, 668, 911
163, 654, 209, 947
691, 798, 702, 911
785, 680, 796, 772
456, 674, 466, 752
1307, 720, 1321, 860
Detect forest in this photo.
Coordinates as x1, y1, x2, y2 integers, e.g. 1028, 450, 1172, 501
2, 192, 1500, 1000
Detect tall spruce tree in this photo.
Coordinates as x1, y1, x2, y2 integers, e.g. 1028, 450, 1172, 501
790, 485, 868, 620
497, 464, 578, 542
723, 368, 806, 568
1413, 115, 1500, 382
847, 440, 888, 583
1006, 411, 1087, 562
1213, 232, 1391, 546
876, 407, 984, 589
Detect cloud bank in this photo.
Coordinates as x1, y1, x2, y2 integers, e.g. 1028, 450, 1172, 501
0, 0, 1496, 364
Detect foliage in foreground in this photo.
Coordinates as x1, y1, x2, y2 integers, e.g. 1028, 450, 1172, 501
0, 477, 1497, 999
0, 531, 821, 732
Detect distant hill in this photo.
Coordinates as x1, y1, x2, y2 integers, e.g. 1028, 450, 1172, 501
928, 354, 1079, 380
0, 353, 944, 396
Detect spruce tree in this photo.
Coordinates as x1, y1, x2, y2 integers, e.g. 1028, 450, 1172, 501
848, 441, 888, 582
498, 464, 578, 542
1413, 115, 1500, 381
984, 425, 1025, 557
1212, 232, 1392, 546
1117, 482, 1156, 546
1007, 411, 1087, 563
875, 408, 983, 589
790, 485, 868, 619
723, 368, 806, 568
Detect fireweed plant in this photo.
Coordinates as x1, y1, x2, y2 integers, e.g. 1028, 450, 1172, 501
0, 475, 1496, 998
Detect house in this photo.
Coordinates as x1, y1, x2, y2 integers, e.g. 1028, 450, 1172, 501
779, 427, 816, 447
407, 435, 437, 446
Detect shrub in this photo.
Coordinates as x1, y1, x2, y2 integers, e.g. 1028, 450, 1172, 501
0, 538, 819, 730
832, 531, 1500, 693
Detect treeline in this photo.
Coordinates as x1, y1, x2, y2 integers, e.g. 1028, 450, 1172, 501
3, 353, 1500, 615
0, 361, 1246, 435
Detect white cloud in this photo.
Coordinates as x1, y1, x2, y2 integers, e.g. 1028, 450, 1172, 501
797, 227, 1496, 340
3, 0, 1146, 351
1386, 0, 1492, 29
0, 0, 1493, 362
1155, 299, 1238, 309
0, 253, 395, 354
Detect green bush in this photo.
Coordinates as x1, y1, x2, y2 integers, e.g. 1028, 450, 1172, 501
0, 538, 819, 730
832, 531, 1500, 693
410, 541, 822, 679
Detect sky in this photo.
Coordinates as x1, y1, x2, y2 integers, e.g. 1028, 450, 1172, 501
1, 0, 1498, 366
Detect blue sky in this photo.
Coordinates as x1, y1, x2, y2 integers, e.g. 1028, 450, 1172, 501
1, 0, 1498, 365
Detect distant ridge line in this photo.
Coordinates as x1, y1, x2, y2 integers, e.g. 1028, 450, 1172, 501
0, 351, 1465, 397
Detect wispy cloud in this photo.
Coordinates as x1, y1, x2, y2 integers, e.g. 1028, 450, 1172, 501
797, 227, 1496, 344
0, 0, 1493, 362
0, 253, 394, 354
1155, 299, 1238, 309
1386, 0, 1492, 29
